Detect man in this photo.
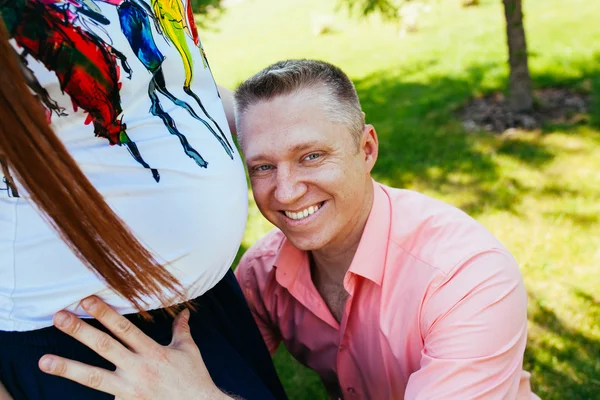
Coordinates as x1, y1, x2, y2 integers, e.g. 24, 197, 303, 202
38, 59, 538, 400
232, 59, 537, 399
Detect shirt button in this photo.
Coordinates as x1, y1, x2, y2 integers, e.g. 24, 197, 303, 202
339, 344, 346, 351
347, 387, 356, 394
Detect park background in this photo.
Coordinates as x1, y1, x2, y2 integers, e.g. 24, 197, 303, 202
195, 1, 600, 398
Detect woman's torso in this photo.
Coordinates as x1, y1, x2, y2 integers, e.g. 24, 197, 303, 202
0, 0, 247, 331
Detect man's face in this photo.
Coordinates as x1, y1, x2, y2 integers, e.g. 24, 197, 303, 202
240, 88, 378, 252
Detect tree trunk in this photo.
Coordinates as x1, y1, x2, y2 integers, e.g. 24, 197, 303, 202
502, 0, 533, 113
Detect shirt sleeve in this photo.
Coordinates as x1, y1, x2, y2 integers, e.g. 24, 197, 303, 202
404, 250, 531, 399
234, 259, 283, 355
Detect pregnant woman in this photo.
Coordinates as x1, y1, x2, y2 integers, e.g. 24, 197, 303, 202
0, 2, 285, 398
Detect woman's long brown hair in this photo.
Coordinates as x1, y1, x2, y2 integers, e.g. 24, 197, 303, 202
0, 19, 182, 316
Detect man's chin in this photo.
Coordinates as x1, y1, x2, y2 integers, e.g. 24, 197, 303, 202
283, 233, 324, 252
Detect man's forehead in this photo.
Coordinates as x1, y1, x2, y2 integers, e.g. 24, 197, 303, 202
243, 121, 330, 153
243, 86, 330, 119
241, 94, 326, 138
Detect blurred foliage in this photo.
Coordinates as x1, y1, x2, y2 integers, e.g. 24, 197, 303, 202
338, 0, 403, 21
191, 0, 225, 29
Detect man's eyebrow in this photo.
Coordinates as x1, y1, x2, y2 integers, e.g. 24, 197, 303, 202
245, 155, 267, 164
246, 142, 320, 164
288, 142, 318, 153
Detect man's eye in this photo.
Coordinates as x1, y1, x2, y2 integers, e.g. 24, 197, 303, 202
304, 153, 321, 161
254, 165, 272, 172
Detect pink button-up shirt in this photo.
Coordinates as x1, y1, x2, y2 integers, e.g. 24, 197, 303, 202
236, 182, 538, 399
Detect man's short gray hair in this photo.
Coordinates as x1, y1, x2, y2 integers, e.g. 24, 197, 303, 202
234, 59, 364, 145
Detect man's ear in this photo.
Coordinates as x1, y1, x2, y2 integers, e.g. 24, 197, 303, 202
360, 124, 378, 173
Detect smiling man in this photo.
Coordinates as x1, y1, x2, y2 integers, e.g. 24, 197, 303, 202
233, 60, 539, 400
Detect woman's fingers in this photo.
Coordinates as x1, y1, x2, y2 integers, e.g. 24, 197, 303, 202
0, 381, 13, 400
52, 311, 134, 369
169, 308, 195, 350
39, 355, 128, 397
80, 296, 161, 355
44, 300, 231, 400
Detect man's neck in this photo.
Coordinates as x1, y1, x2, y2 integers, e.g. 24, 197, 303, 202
310, 241, 360, 285
310, 187, 374, 285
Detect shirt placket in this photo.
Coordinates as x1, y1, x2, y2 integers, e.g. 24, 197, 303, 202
336, 274, 362, 399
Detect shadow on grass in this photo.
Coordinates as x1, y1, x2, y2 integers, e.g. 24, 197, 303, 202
496, 138, 555, 166
543, 210, 599, 227
538, 53, 600, 138
354, 56, 600, 217
525, 291, 600, 399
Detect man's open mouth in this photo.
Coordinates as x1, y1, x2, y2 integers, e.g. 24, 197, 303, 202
281, 201, 325, 221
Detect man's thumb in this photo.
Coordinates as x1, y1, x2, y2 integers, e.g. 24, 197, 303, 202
171, 308, 193, 348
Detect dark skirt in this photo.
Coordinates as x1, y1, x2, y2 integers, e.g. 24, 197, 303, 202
0, 270, 287, 400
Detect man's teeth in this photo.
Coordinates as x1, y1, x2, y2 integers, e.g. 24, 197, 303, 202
285, 204, 320, 220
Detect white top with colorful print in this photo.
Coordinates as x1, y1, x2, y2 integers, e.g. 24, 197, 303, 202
0, 0, 248, 331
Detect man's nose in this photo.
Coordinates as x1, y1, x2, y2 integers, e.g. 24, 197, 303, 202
274, 168, 307, 205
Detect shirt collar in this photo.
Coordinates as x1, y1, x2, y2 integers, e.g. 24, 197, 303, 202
346, 180, 391, 286
274, 180, 391, 289
274, 236, 308, 290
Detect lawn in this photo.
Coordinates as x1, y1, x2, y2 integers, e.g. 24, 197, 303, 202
200, 0, 600, 398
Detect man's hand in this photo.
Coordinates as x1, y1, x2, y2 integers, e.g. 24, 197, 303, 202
38, 297, 233, 400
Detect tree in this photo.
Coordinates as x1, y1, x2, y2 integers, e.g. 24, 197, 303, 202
339, 0, 534, 114
502, 0, 533, 113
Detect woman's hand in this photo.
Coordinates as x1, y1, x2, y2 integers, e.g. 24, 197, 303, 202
0, 381, 13, 400
39, 297, 233, 400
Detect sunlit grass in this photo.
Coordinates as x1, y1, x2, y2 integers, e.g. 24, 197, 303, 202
201, 0, 600, 398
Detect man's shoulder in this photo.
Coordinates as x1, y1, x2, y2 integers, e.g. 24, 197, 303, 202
381, 184, 509, 275
377, 185, 523, 330
382, 184, 485, 236
383, 184, 471, 219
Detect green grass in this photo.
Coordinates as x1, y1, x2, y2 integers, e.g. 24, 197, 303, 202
200, 0, 600, 398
